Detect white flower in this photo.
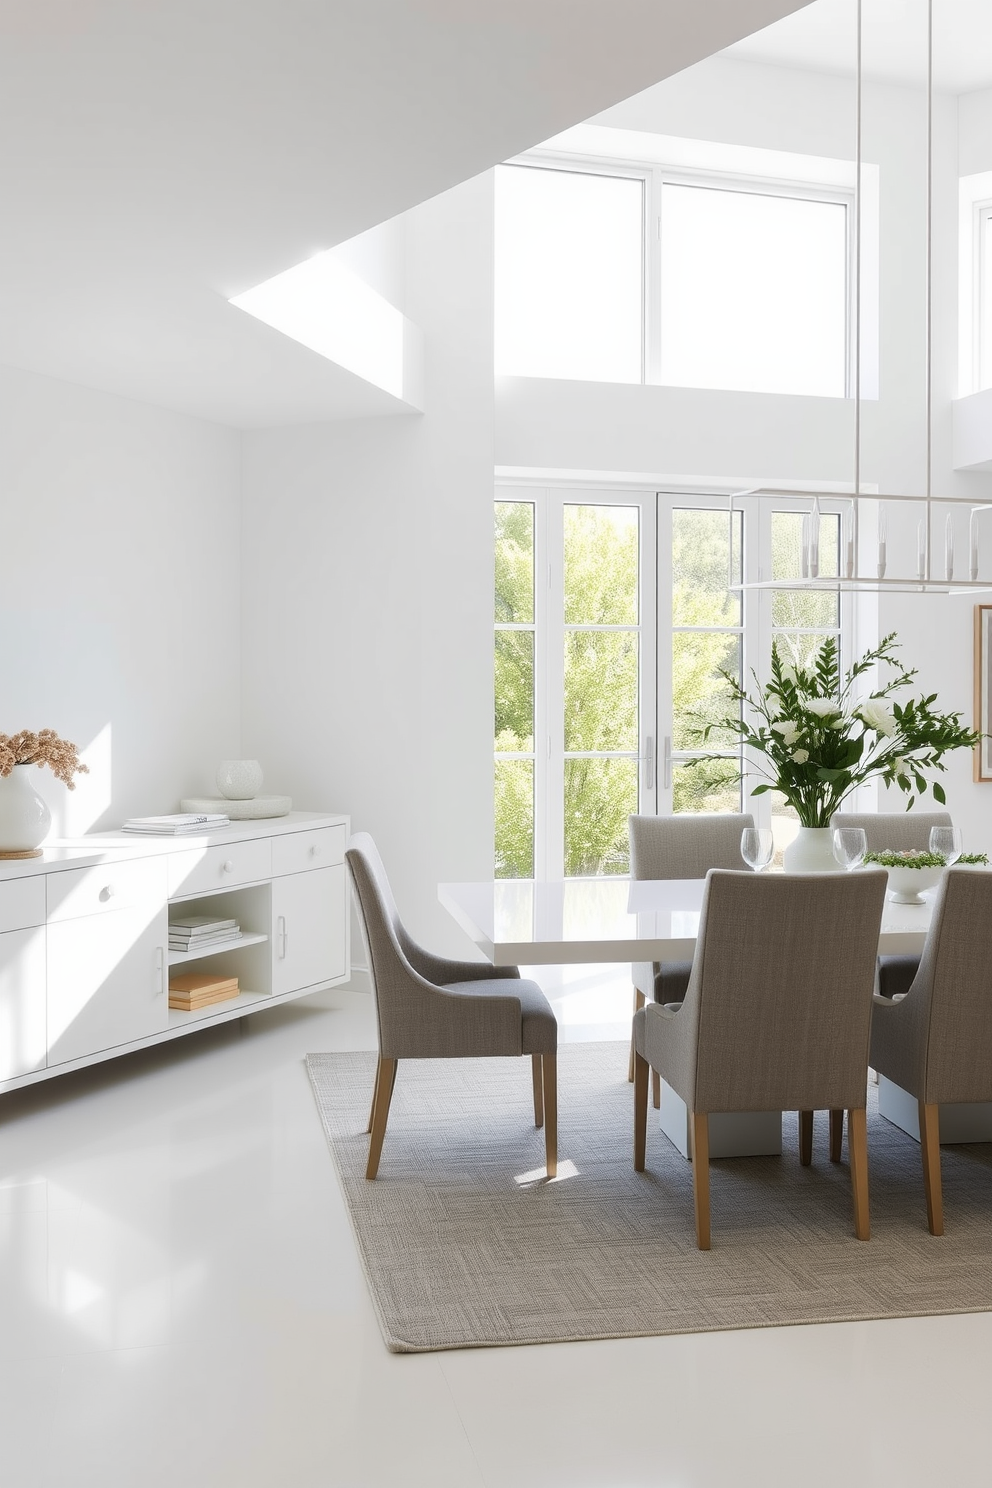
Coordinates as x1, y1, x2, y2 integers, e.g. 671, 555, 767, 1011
860, 698, 897, 736
779, 662, 798, 685
792, 748, 809, 763
771, 720, 801, 747
802, 697, 841, 719
892, 755, 909, 778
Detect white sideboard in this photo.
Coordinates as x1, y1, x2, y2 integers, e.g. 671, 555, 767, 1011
0, 811, 350, 1096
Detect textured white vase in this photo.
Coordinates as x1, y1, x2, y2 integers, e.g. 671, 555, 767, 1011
0, 764, 52, 853
216, 759, 263, 800
782, 826, 843, 874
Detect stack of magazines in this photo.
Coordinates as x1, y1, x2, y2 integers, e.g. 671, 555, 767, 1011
169, 915, 242, 954
122, 813, 230, 835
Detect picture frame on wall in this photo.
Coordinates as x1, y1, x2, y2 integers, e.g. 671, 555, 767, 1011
974, 605, 992, 781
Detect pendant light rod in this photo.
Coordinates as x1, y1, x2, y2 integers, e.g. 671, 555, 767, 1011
925, 0, 934, 581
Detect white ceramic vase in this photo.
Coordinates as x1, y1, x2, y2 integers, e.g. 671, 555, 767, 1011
0, 764, 52, 854
782, 825, 843, 874
216, 759, 263, 800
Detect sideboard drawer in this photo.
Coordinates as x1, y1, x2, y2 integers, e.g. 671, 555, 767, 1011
0, 875, 46, 933
271, 825, 346, 877
168, 838, 272, 899
47, 857, 167, 923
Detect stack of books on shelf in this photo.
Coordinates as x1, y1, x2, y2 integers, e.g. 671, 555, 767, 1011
121, 813, 230, 835
169, 915, 242, 954
168, 971, 240, 1012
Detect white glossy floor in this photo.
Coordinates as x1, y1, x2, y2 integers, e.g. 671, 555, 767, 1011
3, 968, 992, 1488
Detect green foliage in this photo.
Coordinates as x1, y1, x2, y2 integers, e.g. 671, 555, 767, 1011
689, 633, 981, 828
863, 850, 988, 868
495, 502, 534, 623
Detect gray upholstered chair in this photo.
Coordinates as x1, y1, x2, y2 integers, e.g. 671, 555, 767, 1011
627, 813, 753, 1106
632, 868, 888, 1249
831, 809, 953, 1000
871, 867, 992, 1235
346, 833, 558, 1180
829, 809, 952, 853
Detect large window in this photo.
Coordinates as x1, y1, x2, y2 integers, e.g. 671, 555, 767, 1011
494, 490, 850, 879
494, 160, 852, 397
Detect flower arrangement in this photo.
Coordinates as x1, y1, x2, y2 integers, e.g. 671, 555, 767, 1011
692, 634, 980, 828
864, 849, 989, 869
0, 730, 89, 789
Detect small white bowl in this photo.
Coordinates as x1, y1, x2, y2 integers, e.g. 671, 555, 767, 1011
885, 864, 944, 904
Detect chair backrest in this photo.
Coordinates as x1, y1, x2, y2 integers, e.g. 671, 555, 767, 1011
628, 812, 755, 880
671, 869, 887, 1113
896, 868, 992, 1105
345, 832, 522, 1060
830, 809, 951, 854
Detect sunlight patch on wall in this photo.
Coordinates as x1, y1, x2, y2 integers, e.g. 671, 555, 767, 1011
230, 251, 424, 408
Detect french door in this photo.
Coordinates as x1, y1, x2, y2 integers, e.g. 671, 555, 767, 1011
494, 485, 849, 879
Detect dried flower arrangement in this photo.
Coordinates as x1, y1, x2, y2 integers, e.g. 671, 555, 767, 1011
0, 730, 89, 789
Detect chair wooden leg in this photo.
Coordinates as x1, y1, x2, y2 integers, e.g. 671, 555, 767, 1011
848, 1106, 870, 1241
829, 1109, 844, 1163
366, 1059, 381, 1135
690, 1111, 711, 1251
799, 1109, 813, 1166
919, 1101, 944, 1236
542, 1051, 557, 1179
633, 1051, 649, 1171
366, 1056, 397, 1180
531, 1052, 544, 1129
628, 987, 645, 1081
652, 1067, 661, 1110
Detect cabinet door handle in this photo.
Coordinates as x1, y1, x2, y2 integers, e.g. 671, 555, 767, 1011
155, 946, 165, 995
277, 915, 287, 958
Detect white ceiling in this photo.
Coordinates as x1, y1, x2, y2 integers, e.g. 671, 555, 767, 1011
727, 0, 992, 94
0, 0, 811, 428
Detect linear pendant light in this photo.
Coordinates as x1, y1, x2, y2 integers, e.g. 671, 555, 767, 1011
732, 0, 992, 597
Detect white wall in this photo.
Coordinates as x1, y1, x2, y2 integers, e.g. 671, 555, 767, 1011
0, 364, 242, 832
240, 174, 495, 956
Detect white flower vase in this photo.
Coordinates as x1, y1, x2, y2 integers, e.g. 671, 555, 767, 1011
0, 765, 52, 857
782, 826, 843, 874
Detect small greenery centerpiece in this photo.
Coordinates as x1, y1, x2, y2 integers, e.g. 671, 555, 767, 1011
693, 634, 979, 828
864, 850, 989, 869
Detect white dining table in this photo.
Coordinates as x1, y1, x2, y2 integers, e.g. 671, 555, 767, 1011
438, 875, 932, 968
438, 875, 936, 1159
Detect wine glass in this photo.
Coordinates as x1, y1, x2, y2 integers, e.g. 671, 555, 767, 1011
930, 825, 963, 865
741, 827, 774, 872
832, 827, 867, 871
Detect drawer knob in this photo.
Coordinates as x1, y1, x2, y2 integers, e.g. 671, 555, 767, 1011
222, 860, 234, 873
99, 884, 116, 902
309, 844, 321, 857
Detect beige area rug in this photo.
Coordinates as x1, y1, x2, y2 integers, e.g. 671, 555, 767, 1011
306, 1042, 992, 1353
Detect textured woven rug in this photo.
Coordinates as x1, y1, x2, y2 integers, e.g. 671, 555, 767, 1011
306, 1041, 992, 1353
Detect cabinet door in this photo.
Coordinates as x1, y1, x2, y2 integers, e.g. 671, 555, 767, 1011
271, 866, 347, 996
0, 926, 47, 1081
47, 905, 169, 1066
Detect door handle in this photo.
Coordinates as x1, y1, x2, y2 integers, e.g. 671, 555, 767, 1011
663, 736, 673, 791
643, 736, 655, 791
